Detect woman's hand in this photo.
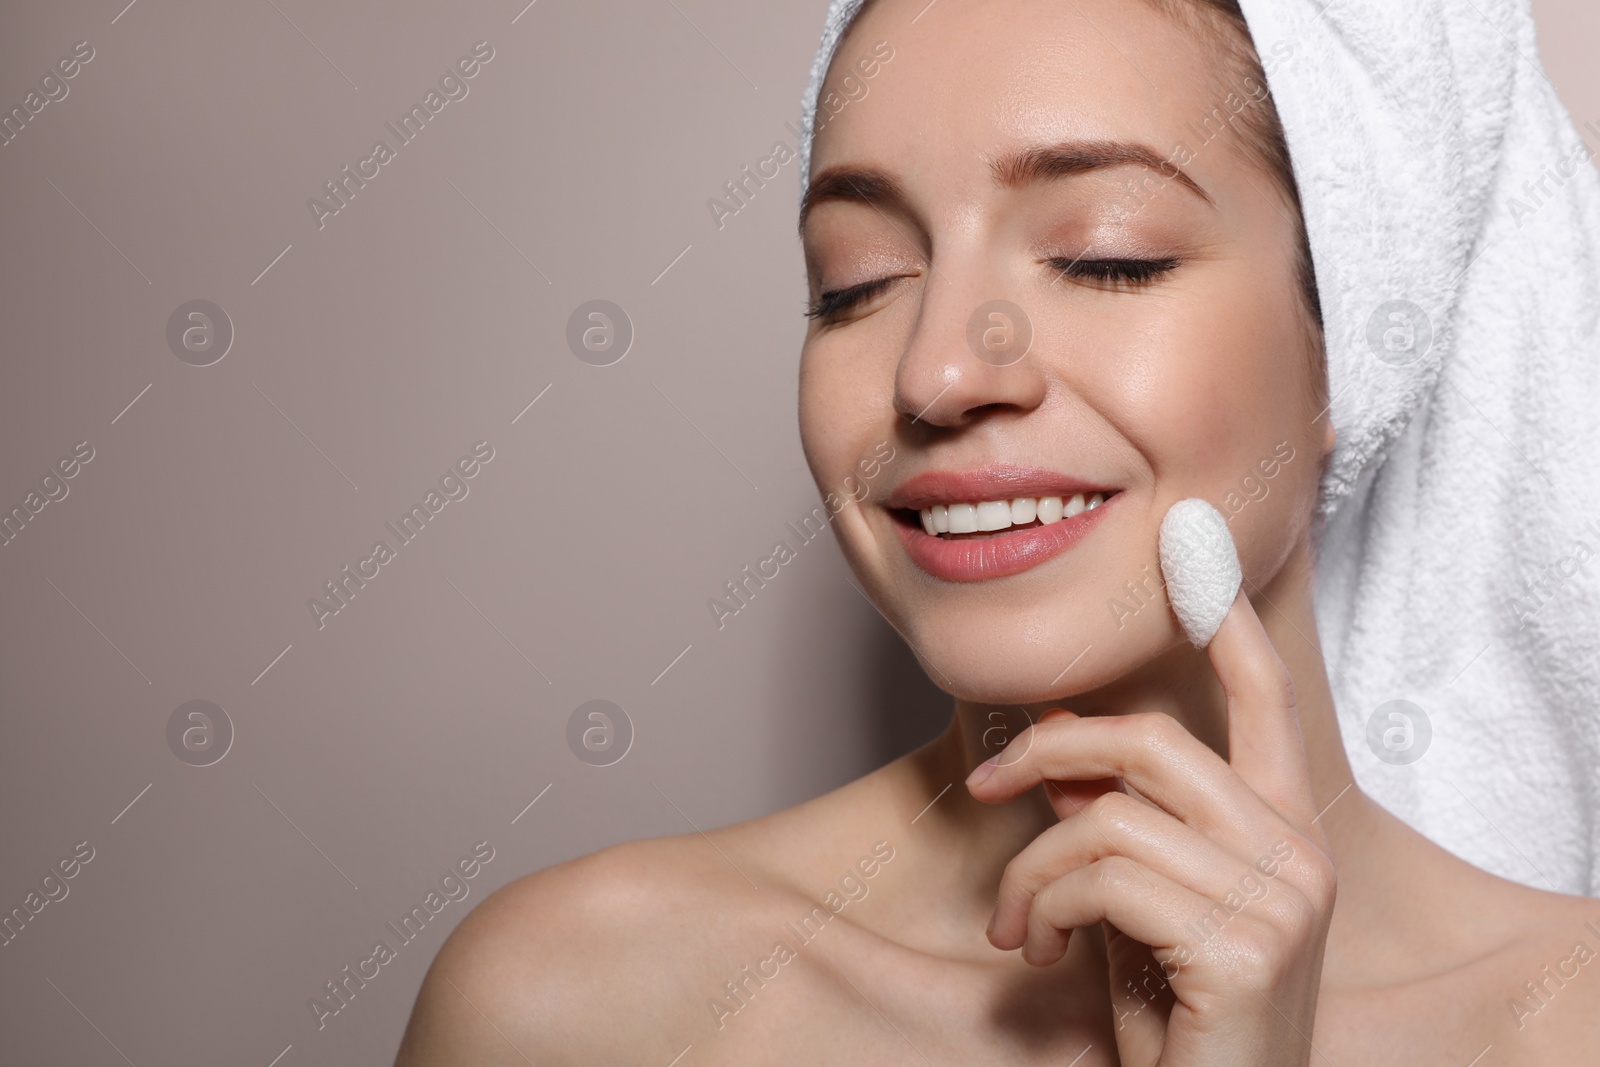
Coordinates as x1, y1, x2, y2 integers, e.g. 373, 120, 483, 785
964, 591, 1337, 1067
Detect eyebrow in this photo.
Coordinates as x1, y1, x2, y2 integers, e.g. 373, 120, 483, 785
798, 138, 1214, 233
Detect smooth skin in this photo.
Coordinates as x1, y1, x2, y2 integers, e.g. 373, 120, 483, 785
970, 595, 1334, 1066
396, 0, 1600, 1062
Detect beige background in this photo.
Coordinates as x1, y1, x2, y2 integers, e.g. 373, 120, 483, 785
0, 1, 1593, 1063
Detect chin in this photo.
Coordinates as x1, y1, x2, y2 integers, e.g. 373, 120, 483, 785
881, 590, 1180, 706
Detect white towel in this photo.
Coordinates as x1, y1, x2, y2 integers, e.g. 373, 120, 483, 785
797, 0, 1600, 894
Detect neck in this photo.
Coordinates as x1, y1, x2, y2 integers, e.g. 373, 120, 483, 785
899, 536, 1381, 935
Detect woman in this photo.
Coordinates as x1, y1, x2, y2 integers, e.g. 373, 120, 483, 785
396, 0, 1600, 1062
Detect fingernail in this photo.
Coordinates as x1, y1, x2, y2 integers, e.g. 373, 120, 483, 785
966, 755, 999, 787
985, 910, 997, 939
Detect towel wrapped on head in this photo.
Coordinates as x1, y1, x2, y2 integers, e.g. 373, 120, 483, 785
796, 0, 1600, 894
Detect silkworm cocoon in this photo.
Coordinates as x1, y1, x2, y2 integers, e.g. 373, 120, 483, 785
1158, 498, 1241, 648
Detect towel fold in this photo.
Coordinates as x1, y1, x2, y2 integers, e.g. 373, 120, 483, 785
1237, 0, 1600, 895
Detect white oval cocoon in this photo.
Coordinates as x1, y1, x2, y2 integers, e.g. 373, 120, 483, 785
1158, 498, 1241, 648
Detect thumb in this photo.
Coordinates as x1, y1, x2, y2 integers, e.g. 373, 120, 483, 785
1103, 923, 1173, 1067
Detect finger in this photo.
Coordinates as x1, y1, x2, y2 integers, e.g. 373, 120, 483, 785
1020, 856, 1224, 969
1104, 925, 1174, 1066
1041, 776, 1124, 821
990, 789, 1264, 950
1033, 709, 1122, 819
967, 713, 1281, 844
1207, 590, 1319, 829
1030, 868, 1315, 1059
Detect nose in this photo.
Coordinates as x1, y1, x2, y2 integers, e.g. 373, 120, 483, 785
892, 266, 1051, 428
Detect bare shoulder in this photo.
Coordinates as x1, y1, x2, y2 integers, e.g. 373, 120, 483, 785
393, 833, 764, 1066
1488, 888, 1600, 1063
1402, 870, 1600, 1066
391, 763, 908, 1065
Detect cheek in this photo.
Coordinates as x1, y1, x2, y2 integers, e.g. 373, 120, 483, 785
1070, 286, 1316, 580
1143, 287, 1305, 473
797, 349, 846, 485
1074, 308, 1248, 488
798, 337, 890, 490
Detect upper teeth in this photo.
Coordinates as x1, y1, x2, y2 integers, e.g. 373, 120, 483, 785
919, 493, 1105, 535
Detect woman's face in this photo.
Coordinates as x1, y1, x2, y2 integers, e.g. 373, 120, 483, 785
798, 0, 1333, 704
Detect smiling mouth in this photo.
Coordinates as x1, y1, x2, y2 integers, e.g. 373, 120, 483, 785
898, 491, 1115, 539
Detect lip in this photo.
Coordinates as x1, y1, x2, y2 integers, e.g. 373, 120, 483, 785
885, 466, 1122, 582
886, 466, 1120, 511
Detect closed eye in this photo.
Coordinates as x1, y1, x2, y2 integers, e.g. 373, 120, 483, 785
1049, 256, 1181, 290
805, 276, 899, 321
805, 255, 1178, 321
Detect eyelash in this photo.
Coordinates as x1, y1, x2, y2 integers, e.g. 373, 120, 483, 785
804, 257, 1181, 321
1049, 256, 1182, 289
805, 276, 897, 321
